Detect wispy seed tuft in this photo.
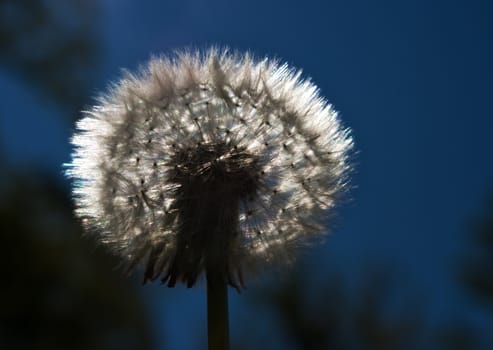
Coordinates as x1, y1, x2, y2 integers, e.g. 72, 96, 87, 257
66, 48, 353, 290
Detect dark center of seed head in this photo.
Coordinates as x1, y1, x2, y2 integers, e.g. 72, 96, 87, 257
171, 142, 260, 197
161, 142, 261, 287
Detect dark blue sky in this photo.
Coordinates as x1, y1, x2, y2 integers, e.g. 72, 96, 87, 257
1, 0, 492, 348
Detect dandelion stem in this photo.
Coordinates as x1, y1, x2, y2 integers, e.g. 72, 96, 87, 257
207, 268, 229, 350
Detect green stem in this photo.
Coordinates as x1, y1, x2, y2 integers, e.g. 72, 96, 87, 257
207, 269, 230, 350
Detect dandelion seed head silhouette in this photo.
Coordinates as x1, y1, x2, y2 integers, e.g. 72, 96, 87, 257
67, 49, 353, 289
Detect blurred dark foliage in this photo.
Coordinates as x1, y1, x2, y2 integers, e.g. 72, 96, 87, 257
236, 263, 485, 350
0, 0, 100, 114
435, 324, 480, 350
237, 267, 424, 350
0, 171, 155, 349
0, 1, 157, 349
462, 196, 493, 305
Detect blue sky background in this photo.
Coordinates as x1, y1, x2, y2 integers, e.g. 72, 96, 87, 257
1, 0, 492, 348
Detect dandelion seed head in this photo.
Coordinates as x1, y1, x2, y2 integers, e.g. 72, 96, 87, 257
67, 48, 353, 289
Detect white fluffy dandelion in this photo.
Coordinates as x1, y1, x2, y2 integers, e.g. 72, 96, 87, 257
67, 49, 353, 291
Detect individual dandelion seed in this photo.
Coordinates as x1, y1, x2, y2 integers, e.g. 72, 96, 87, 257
67, 48, 352, 290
